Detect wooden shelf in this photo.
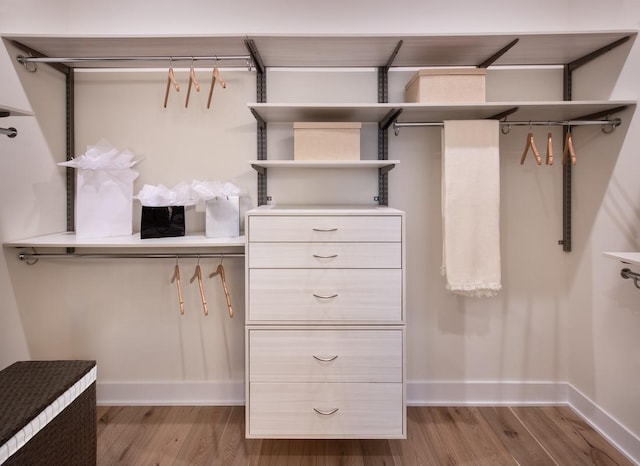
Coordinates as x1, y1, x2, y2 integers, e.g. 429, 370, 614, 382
4, 31, 635, 68
4, 232, 245, 249
604, 252, 640, 267
249, 160, 399, 170
0, 105, 33, 117
248, 101, 636, 124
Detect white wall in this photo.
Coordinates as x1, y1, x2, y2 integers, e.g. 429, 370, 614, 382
1, 0, 639, 452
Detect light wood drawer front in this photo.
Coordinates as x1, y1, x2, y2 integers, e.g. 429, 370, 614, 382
249, 329, 402, 382
249, 215, 401, 242
249, 382, 403, 438
249, 269, 402, 322
248, 243, 401, 268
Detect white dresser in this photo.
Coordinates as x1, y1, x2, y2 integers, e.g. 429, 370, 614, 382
245, 205, 406, 439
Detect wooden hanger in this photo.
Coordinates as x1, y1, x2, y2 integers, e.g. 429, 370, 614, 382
163, 63, 180, 108
520, 131, 542, 165
545, 131, 554, 165
562, 130, 577, 166
185, 61, 200, 108
207, 66, 227, 109
190, 260, 209, 316
170, 262, 185, 315
210, 262, 233, 318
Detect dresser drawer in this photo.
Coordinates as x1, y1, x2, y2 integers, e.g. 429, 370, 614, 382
249, 329, 403, 382
248, 215, 401, 242
248, 269, 402, 322
248, 242, 401, 268
248, 382, 404, 438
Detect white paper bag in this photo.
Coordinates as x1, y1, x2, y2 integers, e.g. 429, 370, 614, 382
205, 196, 240, 238
75, 169, 136, 239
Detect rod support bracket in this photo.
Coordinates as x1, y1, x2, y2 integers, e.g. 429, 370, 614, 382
621, 268, 640, 289
17, 55, 38, 72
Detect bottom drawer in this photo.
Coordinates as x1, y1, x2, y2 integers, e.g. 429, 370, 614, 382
248, 382, 404, 438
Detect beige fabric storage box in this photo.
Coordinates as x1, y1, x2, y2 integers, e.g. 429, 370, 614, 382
294, 122, 361, 160
404, 68, 486, 103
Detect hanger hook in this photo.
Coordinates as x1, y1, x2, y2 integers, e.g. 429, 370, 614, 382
500, 122, 511, 135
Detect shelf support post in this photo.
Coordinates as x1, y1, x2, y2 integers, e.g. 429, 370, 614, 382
66, 68, 75, 236
246, 39, 269, 206
377, 40, 403, 206
561, 62, 573, 252
559, 35, 631, 252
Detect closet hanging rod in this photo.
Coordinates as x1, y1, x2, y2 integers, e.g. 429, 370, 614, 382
394, 118, 621, 129
18, 252, 245, 263
393, 118, 621, 135
17, 55, 252, 65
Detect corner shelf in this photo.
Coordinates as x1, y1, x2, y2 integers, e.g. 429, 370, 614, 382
0, 105, 33, 117
604, 252, 640, 267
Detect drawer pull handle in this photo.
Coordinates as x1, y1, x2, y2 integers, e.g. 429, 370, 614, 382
313, 254, 338, 259
313, 354, 338, 362
313, 408, 339, 416
312, 293, 338, 299
312, 228, 338, 232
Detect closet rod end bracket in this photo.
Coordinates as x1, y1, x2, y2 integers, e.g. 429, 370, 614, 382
601, 117, 622, 134
2, 127, 18, 138
621, 268, 640, 289
16, 55, 38, 73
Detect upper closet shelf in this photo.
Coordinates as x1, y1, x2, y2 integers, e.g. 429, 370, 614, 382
4, 31, 635, 68
4, 232, 245, 249
248, 101, 635, 124
0, 105, 33, 117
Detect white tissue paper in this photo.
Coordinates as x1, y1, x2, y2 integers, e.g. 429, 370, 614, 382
58, 140, 140, 239
191, 180, 241, 238
133, 182, 199, 207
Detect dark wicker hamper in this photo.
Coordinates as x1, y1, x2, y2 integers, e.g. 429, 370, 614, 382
0, 360, 97, 466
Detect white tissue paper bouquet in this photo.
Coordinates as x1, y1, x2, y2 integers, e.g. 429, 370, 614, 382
58, 139, 141, 239
190, 180, 242, 238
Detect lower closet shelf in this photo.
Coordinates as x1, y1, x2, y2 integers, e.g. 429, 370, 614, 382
3, 232, 246, 249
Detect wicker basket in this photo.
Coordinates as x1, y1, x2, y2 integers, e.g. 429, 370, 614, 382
0, 360, 97, 466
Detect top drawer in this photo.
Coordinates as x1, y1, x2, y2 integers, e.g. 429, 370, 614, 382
248, 216, 401, 243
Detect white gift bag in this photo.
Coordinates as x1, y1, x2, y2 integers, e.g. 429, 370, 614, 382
205, 196, 240, 238
59, 140, 140, 239
75, 168, 137, 239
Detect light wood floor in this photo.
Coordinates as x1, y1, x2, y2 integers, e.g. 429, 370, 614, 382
96, 405, 633, 465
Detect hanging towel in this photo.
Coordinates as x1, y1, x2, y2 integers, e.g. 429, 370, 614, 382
441, 120, 502, 297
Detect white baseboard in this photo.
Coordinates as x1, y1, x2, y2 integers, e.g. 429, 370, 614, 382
97, 380, 245, 406
406, 381, 568, 406
568, 384, 640, 465
96, 380, 639, 464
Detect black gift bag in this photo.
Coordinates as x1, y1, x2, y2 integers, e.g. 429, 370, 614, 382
140, 206, 185, 239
